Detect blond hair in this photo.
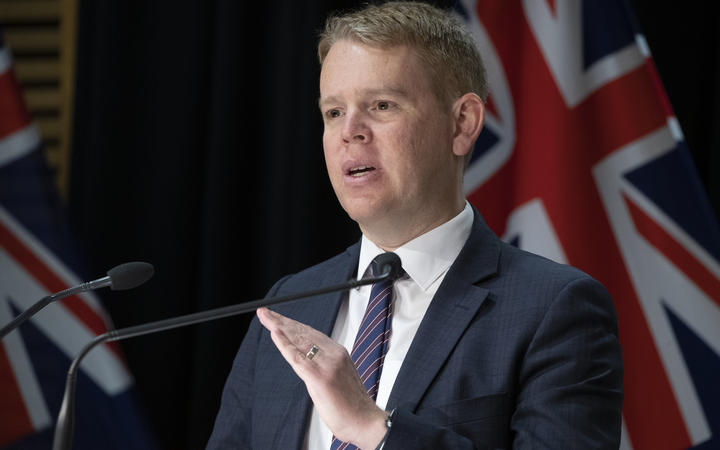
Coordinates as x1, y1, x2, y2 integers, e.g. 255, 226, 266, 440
318, 1, 488, 107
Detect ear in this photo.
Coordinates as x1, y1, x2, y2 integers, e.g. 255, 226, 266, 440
451, 93, 485, 157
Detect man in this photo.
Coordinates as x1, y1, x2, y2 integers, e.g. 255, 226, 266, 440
208, 2, 623, 449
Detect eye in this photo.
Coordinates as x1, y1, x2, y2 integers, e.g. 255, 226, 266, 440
377, 101, 391, 110
326, 109, 343, 119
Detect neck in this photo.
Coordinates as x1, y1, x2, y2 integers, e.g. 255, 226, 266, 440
360, 201, 466, 251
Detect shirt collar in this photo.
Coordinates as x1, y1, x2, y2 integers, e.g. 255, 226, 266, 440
358, 202, 474, 291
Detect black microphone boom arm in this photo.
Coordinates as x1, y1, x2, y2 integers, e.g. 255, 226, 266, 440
52, 252, 402, 450
0, 278, 109, 340
0, 261, 154, 339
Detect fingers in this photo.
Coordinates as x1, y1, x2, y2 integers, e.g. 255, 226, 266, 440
257, 308, 314, 347
257, 308, 321, 371
256, 307, 295, 334
256, 308, 385, 447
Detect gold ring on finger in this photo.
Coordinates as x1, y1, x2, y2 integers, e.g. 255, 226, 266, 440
306, 344, 320, 360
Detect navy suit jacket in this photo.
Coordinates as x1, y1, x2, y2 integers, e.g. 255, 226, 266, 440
207, 209, 623, 449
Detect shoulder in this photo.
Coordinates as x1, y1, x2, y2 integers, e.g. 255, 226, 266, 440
461, 212, 612, 317
464, 207, 597, 295
267, 242, 360, 296
483, 240, 618, 339
492, 240, 609, 307
498, 241, 592, 287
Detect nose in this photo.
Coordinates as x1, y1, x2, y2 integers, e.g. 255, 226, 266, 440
341, 110, 371, 144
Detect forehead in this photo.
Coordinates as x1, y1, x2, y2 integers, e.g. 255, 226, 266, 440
318, 40, 434, 102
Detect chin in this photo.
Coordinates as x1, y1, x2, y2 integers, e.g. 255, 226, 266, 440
346, 206, 400, 234
340, 201, 378, 223
345, 208, 377, 226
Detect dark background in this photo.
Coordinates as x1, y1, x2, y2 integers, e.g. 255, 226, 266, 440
67, 1, 720, 449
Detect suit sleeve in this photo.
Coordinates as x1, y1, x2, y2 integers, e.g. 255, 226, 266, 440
382, 276, 624, 449
205, 276, 292, 450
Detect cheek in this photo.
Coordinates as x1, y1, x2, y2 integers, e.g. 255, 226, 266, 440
375, 131, 407, 172
382, 133, 426, 186
378, 121, 415, 154
401, 125, 452, 179
322, 132, 337, 167
401, 120, 434, 156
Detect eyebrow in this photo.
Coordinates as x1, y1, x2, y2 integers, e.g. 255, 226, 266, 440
318, 87, 411, 109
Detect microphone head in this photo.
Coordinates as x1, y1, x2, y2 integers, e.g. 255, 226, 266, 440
107, 262, 155, 291
375, 252, 403, 280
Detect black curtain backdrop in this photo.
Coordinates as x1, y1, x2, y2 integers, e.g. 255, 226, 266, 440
67, 1, 719, 449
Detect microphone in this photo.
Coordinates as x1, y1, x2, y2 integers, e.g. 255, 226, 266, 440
0, 262, 154, 339
374, 251, 402, 279
52, 252, 402, 450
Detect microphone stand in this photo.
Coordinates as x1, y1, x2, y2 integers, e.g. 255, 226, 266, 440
0, 262, 154, 339
52, 269, 396, 450
0, 277, 111, 339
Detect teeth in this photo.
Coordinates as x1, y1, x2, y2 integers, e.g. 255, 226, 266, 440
349, 165, 373, 176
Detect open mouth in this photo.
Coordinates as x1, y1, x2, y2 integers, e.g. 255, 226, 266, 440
348, 165, 375, 177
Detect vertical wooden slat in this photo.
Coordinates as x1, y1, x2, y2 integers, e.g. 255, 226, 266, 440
57, 0, 77, 200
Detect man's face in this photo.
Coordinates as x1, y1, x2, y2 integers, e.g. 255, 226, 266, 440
319, 40, 463, 245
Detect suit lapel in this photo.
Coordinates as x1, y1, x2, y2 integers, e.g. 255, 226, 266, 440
387, 210, 501, 412
268, 244, 360, 449
259, 212, 502, 444
280, 243, 360, 332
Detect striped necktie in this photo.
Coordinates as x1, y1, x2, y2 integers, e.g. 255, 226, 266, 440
330, 258, 396, 450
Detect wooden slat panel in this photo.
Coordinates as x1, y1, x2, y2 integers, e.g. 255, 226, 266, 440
3, 29, 60, 52
1, 0, 74, 200
35, 116, 60, 140
14, 59, 59, 82
0, 1, 60, 21
24, 88, 60, 110
44, 143, 61, 167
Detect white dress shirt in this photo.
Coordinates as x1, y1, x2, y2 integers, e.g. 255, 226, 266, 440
304, 202, 474, 450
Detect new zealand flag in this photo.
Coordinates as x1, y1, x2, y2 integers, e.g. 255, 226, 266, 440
0, 27, 157, 449
458, 1, 720, 449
